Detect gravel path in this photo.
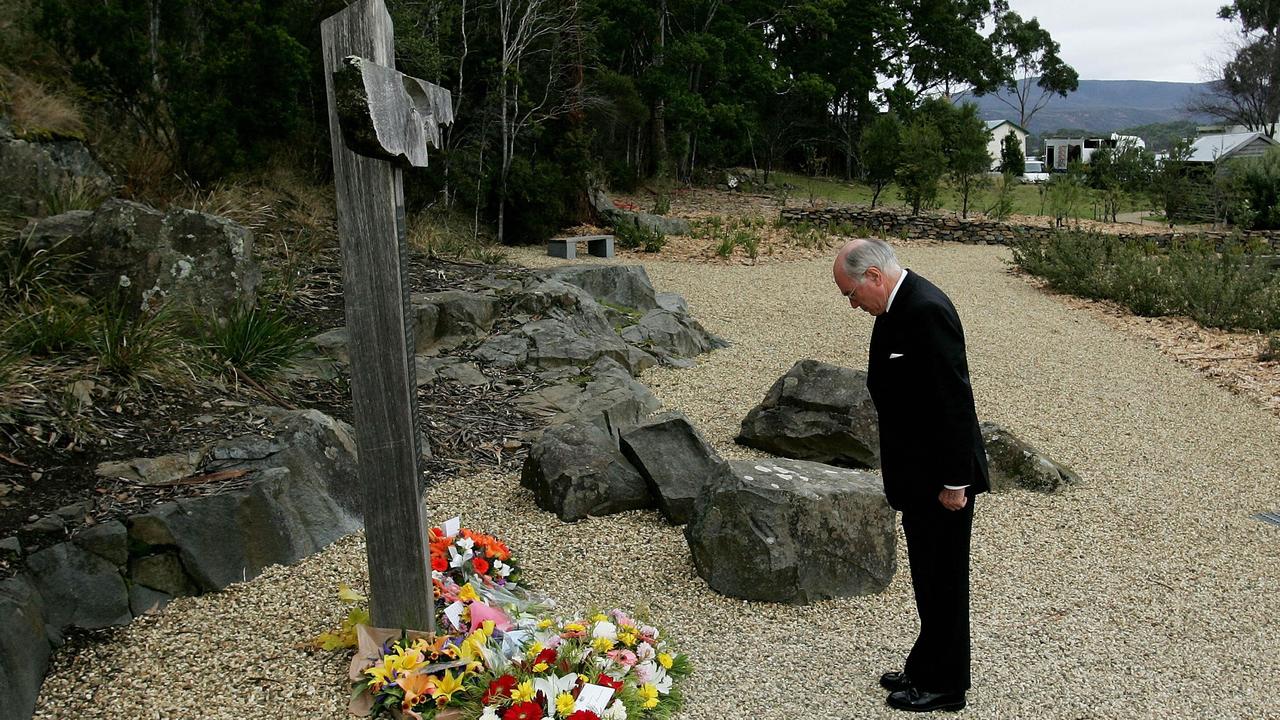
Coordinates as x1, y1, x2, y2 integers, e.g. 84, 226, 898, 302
35, 243, 1280, 719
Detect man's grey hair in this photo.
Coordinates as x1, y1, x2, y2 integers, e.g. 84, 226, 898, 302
843, 238, 901, 281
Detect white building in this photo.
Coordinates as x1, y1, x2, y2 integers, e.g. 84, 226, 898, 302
1186, 131, 1279, 164
1044, 134, 1146, 171
984, 119, 1027, 170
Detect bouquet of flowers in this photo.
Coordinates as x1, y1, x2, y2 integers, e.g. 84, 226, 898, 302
342, 523, 690, 720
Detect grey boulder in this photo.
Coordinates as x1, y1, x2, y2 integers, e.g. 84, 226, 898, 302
25, 541, 131, 634
620, 309, 727, 365
981, 422, 1081, 493
520, 418, 653, 521
517, 357, 660, 432
410, 290, 500, 353
736, 359, 880, 468
0, 576, 49, 720
685, 458, 896, 603
619, 412, 734, 524
0, 133, 113, 217
534, 265, 661, 313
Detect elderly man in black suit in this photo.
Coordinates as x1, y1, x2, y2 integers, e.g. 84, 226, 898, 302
832, 238, 989, 713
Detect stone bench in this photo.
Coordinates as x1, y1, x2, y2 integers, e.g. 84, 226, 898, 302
547, 234, 614, 260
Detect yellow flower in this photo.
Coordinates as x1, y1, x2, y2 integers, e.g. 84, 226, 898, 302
591, 636, 615, 653
533, 662, 549, 672
511, 679, 536, 702
592, 613, 607, 622
639, 683, 659, 709
657, 652, 673, 669
431, 670, 465, 704
556, 692, 576, 715
526, 642, 544, 659
617, 630, 638, 646
364, 656, 398, 690
537, 619, 554, 629
393, 647, 426, 674
459, 631, 488, 663
481, 619, 496, 637
457, 583, 479, 602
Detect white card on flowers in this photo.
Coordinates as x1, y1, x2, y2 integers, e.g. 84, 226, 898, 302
575, 684, 615, 713
442, 516, 461, 537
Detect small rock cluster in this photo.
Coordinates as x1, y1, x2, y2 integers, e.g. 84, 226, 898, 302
735, 358, 1081, 493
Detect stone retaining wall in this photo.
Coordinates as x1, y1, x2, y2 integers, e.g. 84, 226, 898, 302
0, 407, 362, 719
779, 206, 1280, 250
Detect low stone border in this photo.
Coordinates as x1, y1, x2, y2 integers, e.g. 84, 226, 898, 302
780, 206, 1280, 249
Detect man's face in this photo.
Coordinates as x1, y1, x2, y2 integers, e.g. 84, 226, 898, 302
836, 266, 887, 316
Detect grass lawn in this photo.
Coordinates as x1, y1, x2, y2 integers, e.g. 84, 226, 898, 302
772, 171, 1153, 222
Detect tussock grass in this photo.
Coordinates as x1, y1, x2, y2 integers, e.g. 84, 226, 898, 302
407, 207, 506, 264
0, 67, 85, 140
0, 227, 74, 304
92, 303, 187, 383
200, 304, 306, 382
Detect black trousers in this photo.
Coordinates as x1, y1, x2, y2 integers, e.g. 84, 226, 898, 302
900, 497, 975, 694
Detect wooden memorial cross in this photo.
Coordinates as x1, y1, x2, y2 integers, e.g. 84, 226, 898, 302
321, 0, 453, 632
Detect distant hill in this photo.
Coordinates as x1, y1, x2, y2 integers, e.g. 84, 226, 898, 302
957, 79, 1214, 134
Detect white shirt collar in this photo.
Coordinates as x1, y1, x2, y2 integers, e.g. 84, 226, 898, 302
885, 269, 908, 313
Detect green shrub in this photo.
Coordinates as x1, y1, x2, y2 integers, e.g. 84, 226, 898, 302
92, 303, 184, 382
735, 229, 760, 259
201, 304, 306, 382
615, 221, 664, 252
713, 231, 736, 257
1260, 333, 1280, 362
651, 192, 671, 216
1011, 231, 1280, 331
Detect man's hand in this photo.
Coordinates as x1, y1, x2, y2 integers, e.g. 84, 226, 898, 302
939, 487, 968, 511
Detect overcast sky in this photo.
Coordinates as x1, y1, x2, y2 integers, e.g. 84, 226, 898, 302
1005, 0, 1239, 83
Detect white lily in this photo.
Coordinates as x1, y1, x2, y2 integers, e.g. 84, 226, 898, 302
592, 620, 617, 641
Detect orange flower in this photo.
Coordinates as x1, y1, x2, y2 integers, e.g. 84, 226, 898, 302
398, 673, 437, 712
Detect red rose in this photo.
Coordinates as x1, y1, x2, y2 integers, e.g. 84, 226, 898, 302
472, 556, 490, 574
566, 712, 601, 720
595, 674, 623, 692
503, 701, 543, 720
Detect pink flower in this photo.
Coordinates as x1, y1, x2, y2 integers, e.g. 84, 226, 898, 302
607, 649, 638, 667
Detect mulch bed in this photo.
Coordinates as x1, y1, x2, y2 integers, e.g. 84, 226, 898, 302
0, 252, 545, 578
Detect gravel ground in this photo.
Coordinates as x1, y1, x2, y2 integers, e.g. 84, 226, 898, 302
35, 242, 1280, 719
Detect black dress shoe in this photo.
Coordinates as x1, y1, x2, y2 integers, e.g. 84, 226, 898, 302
886, 687, 966, 713
879, 671, 912, 692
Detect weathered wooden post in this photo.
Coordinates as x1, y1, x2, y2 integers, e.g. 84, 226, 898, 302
321, 0, 453, 632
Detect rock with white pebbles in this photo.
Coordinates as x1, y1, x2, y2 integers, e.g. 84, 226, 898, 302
685, 458, 896, 603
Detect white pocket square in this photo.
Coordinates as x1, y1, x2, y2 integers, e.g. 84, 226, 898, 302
889, 353, 904, 359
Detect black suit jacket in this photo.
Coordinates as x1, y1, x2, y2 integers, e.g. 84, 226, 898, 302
866, 271, 990, 511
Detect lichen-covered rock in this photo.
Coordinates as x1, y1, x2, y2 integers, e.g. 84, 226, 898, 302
25, 199, 260, 322
981, 421, 1081, 493
0, 132, 113, 217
